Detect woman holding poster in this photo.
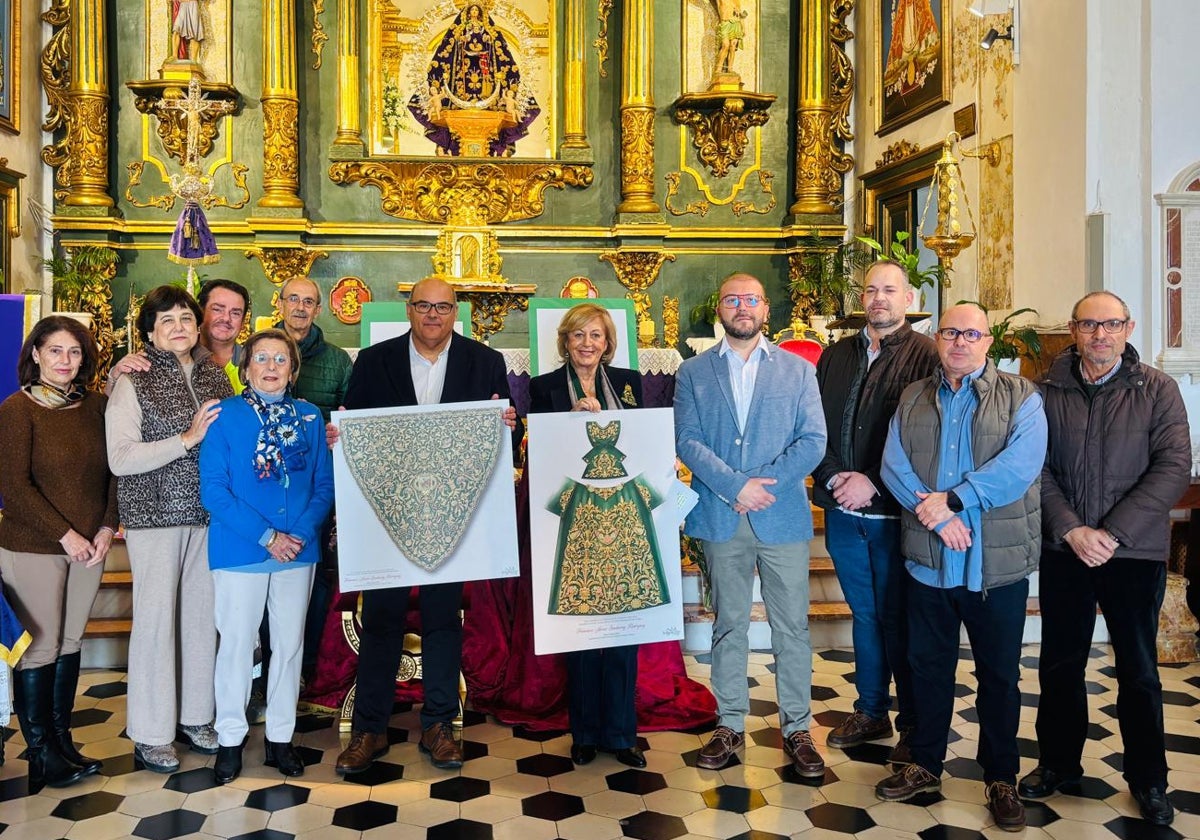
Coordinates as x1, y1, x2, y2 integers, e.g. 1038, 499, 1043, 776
528, 303, 647, 768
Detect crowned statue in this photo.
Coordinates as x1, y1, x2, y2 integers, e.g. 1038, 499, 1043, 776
408, 2, 540, 157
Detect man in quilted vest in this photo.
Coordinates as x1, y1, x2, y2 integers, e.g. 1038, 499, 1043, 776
879, 303, 1047, 832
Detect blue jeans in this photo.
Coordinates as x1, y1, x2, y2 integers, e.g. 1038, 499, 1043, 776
824, 509, 913, 727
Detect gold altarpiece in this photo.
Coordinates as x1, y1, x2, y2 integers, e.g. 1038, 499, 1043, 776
36, 0, 860, 367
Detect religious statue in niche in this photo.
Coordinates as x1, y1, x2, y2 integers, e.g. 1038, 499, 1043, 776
171, 0, 205, 62
405, 2, 540, 157
711, 0, 747, 84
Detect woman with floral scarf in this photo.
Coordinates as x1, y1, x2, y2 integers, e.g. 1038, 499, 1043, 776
199, 329, 334, 784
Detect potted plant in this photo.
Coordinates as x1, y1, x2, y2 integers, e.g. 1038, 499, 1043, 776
789, 231, 874, 323
857, 231, 947, 305
44, 246, 120, 327
958, 301, 1042, 374
690, 290, 724, 338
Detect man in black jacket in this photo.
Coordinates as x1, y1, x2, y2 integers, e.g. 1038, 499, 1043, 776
333, 277, 520, 775
1019, 292, 1191, 826
813, 261, 938, 761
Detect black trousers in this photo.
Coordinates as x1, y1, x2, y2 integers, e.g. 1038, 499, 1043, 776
352, 581, 463, 732
566, 645, 638, 749
1035, 550, 1167, 788
907, 575, 1028, 783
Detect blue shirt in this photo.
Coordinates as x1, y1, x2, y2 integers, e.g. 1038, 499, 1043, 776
881, 364, 1048, 591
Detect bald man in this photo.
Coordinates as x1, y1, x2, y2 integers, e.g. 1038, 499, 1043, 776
334, 278, 519, 775
878, 304, 1047, 832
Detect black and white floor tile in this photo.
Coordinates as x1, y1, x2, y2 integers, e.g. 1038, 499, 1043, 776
0, 645, 1197, 839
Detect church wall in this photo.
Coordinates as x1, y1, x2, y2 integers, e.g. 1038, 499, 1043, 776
0, 0, 51, 292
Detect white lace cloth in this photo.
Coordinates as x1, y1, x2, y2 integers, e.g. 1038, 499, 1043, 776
498, 348, 682, 376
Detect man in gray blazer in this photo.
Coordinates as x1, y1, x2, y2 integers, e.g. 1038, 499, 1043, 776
675, 273, 828, 776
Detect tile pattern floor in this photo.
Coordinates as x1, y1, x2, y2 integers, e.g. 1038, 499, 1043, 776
0, 645, 1198, 839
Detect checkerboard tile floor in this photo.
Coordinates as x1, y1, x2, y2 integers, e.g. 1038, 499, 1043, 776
1, 645, 1198, 839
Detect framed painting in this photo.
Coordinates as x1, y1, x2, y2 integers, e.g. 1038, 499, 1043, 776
0, 0, 19, 134
876, 0, 951, 136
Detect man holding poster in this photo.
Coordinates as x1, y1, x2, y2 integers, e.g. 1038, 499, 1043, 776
674, 273, 827, 776
333, 278, 519, 775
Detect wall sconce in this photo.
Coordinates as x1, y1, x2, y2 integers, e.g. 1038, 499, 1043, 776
968, 0, 1020, 64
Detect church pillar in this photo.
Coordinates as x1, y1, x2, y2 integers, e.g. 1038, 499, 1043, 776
259, 0, 304, 209
790, 0, 839, 217
559, 0, 590, 155
57, 0, 114, 209
616, 0, 660, 217
332, 0, 364, 153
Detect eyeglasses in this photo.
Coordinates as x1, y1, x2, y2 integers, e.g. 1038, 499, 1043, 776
251, 352, 290, 366
411, 300, 456, 315
936, 327, 986, 343
719, 294, 766, 309
284, 294, 319, 309
1072, 318, 1129, 334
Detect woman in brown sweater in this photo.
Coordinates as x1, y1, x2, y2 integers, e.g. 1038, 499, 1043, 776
0, 315, 117, 791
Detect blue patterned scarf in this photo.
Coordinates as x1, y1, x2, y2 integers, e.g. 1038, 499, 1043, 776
243, 387, 307, 487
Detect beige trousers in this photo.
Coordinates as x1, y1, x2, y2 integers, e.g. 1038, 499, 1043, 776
0, 547, 103, 669
125, 526, 216, 746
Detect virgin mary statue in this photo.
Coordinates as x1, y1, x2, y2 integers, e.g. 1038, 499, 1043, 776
408, 3, 540, 156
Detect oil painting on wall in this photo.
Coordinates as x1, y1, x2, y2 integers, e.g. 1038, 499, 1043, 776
372, 0, 554, 158
877, 0, 951, 135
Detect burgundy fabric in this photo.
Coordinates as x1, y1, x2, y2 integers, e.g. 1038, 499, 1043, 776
305, 473, 716, 732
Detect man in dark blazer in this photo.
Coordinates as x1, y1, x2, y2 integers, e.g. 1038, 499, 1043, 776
334, 277, 519, 774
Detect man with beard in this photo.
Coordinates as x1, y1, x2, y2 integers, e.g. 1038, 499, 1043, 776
1019, 292, 1189, 826
107, 279, 250, 394
675, 273, 828, 776
878, 303, 1046, 831
813, 261, 937, 763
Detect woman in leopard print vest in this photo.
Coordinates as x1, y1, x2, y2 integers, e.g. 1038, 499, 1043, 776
105, 285, 232, 774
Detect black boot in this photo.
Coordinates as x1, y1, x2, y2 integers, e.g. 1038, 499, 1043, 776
14, 665, 87, 792
51, 652, 102, 775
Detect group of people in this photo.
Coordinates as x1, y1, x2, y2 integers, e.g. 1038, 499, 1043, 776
707, 262, 1186, 831
0, 266, 1188, 832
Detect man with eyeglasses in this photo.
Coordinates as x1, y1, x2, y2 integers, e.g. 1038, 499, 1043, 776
274, 276, 352, 422
812, 260, 938, 764
675, 273, 828, 776
878, 303, 1046, 831
1018, 292, 1189, 826
334, 277, 520, 775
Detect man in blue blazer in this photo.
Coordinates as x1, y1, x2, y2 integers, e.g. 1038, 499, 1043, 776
334, 278, 520, 776
675, 273, 827, 776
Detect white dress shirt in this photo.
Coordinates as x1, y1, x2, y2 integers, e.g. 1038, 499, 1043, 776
409, 339, 450, 406
717, 333, 771, 433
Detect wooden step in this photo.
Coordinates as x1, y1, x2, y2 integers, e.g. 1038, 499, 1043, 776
101, 570, 132, 586
84, 618, 132, 638
684, 601, 852, 623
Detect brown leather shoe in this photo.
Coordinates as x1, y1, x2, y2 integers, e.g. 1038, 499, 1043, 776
986, 781, 1026, 831
419, 722, 464, 769
888, 727, 913, 768
875, 763, 941, 801
335, 731, 389, 775
697, 726, 744, 770
826, 710, 893, 749
783, 730, 825, 779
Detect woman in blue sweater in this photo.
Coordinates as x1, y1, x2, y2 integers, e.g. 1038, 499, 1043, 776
200, 329, 334, 784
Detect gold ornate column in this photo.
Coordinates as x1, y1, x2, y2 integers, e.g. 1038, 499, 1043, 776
331, 0, 364, 154
259, 0, 304, 209
789, 0, 854, 217
616, 0, 660, 217
42, 0, 115, 211
559, 0, 590, 156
